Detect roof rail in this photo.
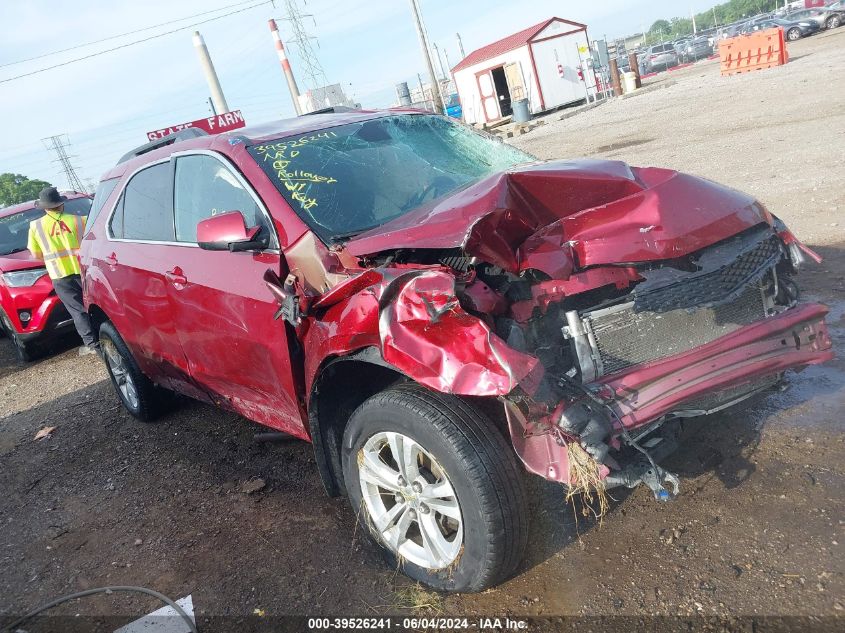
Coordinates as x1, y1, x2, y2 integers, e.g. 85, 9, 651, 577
303, 105, 358, 116
117, 128, 208, 165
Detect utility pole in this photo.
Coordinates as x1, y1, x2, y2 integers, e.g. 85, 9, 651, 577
712, 7, 719, 27
691, 9, 698, 35
456, 32, 466, 59
207, 97, 217, 115
432, 42, 446, 79
192, 31, 229, 115
408, 0, 444, 114
443, 48, 452, 76
43, 135, 87, 194
269, 18, 302, 115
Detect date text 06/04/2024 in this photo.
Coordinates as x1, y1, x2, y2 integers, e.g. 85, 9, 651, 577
307, 617, 528, 630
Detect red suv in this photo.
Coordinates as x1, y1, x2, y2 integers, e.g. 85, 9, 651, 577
81, 111, 832, 592
0, 192, 92, 360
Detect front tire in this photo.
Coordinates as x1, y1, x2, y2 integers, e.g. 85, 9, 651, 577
99, 321, 168, 422
342, 384, 528, 592
787, 28, 801, 41
0, 309, 35, 362
827, 16, 841, 29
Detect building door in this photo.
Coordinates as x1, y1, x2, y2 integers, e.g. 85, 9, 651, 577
476, 70, 500, 122
491, 66, 513, 117
503, 62, 526, 101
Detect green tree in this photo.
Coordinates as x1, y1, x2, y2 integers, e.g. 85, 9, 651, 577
650, 19, 672, 36
669, 17, 694, 38
0, 173, 52, 207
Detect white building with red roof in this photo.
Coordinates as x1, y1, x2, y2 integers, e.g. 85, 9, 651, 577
451, 17, 595, 125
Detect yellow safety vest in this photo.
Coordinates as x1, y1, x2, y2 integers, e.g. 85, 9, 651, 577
27, 211, 86, 279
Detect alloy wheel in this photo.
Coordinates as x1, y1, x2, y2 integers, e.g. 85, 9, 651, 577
102, 339, 139, 410
358, 431, 463, 569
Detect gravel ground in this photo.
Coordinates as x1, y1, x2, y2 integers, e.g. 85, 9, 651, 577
1, 29, 844, 631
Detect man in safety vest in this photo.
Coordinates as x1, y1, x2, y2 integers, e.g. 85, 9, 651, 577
27, 187, 98, 356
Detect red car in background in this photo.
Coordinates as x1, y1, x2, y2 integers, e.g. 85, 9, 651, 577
0, 191, 92, 361
81, 111, 832, 592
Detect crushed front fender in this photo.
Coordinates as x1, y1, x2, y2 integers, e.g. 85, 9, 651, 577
303, 267, 543, 398
378, 270, 541, 395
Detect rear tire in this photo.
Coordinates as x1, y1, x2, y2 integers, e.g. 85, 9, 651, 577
342, 383, 528, 592
99, 321, 169, 422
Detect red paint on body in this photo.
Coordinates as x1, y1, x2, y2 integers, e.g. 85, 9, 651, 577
0, 192, 91, 341
80, 111, 834, 492
378, 271, 540, 396
344, 160, 770, 271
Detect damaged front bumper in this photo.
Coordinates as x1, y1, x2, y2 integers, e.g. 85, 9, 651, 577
504, 302, 833, 487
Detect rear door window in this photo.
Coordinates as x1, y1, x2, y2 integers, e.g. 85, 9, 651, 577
109, 194, 125, 239
173, 153, 273, 244
85, 178, 119, 234
120, 162, 175, 242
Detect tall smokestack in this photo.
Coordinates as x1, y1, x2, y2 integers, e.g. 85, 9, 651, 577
269, 19, 302, 116
192, 31, 229, 115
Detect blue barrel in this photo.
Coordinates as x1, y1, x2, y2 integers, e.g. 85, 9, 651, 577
512, 98, 531, 123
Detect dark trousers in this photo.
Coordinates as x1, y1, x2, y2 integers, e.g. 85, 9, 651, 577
52, 274, 95, 346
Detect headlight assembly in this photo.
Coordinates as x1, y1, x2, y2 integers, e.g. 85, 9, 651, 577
1, 268, 48, 287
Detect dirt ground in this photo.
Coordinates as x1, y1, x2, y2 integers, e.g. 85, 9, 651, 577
2, 28, 844, 631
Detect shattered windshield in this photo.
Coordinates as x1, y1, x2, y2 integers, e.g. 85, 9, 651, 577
248, 114, 534, 243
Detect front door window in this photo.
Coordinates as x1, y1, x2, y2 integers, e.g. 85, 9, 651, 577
173, 154, 273, 245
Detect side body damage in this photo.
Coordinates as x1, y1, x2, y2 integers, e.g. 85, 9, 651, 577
286, 160, 832, 497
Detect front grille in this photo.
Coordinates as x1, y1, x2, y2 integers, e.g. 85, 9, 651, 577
633, 233, 783, 313
583, 282, 768, 376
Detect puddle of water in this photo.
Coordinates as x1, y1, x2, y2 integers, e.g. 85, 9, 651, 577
746, 297, 845, 430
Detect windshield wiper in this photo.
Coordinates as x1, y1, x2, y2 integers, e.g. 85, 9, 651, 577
0, 247, 26, 256
330, 226, 379, 243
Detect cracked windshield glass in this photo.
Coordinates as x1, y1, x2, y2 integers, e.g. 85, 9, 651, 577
248, 114, 534, 243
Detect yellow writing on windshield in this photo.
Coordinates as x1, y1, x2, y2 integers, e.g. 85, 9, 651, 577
253, 132, 339, 213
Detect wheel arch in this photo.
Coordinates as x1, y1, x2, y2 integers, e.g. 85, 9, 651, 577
87, 303, 111, 335
308, 347, 408, 497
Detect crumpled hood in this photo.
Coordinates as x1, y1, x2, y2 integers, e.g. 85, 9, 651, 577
345, 159, 772, 275
0, 250, 43, 273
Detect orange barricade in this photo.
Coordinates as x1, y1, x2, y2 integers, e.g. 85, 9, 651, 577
719, 28, 788, 76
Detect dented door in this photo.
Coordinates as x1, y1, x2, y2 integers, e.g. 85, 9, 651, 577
166, 152, 306, 437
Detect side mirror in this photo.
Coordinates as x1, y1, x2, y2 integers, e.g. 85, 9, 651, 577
197, 210, 265, 252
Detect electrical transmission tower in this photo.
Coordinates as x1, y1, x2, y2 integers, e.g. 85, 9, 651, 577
42, 134, 88, 194
279, 0, 327, 89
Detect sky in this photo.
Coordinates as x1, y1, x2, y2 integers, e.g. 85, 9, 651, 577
0, 0, 720, 191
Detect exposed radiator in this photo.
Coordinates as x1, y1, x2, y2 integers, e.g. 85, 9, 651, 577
579, 281, 769, 377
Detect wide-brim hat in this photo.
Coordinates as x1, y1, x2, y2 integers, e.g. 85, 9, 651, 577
37, 186, 68, 209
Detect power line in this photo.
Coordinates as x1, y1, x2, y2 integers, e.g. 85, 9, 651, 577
0, 0, 272, 85
0, 0, 260, 70
43, 135, 88, 193
279, 0, 328, 89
